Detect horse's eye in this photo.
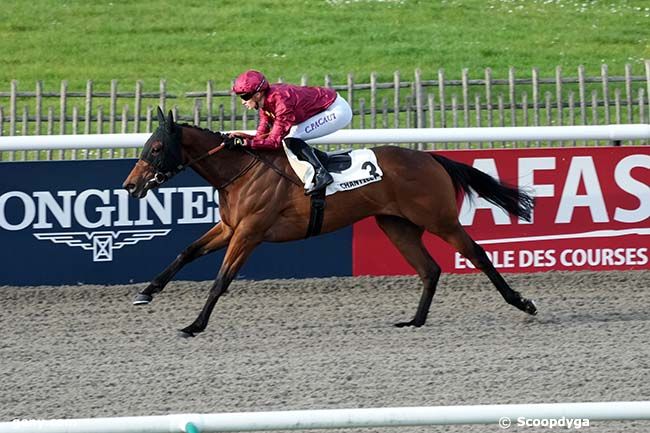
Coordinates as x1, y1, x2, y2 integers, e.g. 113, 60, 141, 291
152, 142, 163, 155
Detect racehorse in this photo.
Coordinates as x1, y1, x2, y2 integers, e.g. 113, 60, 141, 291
123, 108, 537, 337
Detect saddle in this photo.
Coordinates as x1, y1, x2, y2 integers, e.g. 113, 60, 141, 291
313, 148, 353, 173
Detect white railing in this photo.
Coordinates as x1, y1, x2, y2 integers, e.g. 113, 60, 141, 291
1, 401, 650, 433
0, 124, 649, 151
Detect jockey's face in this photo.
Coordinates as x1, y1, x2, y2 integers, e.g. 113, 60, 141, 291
241, 91, 264, 110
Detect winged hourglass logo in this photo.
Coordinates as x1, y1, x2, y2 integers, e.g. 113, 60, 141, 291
34, 229, 171, 262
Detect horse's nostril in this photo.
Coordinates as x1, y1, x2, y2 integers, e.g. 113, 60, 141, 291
124, 183, 136, 194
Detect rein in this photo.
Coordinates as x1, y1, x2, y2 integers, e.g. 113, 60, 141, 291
189, 147, 301, 189
184, 144, 226, 169
215, 155, 258, 189
242, 148, 303, 188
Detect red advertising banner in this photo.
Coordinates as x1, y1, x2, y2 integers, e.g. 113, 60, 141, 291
353, 146, 650, 275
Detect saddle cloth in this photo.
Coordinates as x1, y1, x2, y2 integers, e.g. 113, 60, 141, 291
283, 145, 383, 196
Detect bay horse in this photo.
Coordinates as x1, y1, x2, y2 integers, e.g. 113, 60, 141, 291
123, 108, 537, 337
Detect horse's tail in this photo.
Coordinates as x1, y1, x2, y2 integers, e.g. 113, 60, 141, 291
431, 153, 534, 222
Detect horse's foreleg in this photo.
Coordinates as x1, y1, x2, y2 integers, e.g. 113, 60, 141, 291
440, 223, 537, 315
133, 222, 233, 305
178, 227, 262, 338
375, 215, 441, 328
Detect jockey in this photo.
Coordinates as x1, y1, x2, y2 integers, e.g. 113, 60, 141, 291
226, 70, 353, 195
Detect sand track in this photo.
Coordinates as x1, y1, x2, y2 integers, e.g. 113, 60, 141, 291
1, 270, 649, 432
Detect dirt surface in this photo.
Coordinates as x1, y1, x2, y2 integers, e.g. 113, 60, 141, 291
1, 270, 649, 432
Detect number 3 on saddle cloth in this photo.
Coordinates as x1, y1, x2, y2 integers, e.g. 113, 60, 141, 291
283, 143, 384, 237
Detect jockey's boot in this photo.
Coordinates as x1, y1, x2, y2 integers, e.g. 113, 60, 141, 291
285, 137, 333, 195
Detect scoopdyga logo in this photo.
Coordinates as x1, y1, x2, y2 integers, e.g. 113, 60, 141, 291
0, 186, 220, 262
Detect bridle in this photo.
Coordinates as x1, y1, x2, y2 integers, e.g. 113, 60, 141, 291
145, 139, 226, 188
143, 128, 302, 190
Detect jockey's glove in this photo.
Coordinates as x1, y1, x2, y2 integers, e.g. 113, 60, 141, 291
223, 135, 246, 149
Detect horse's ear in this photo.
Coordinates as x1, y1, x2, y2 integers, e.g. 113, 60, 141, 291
166, 110, 174, 133
156, 107, 165, 126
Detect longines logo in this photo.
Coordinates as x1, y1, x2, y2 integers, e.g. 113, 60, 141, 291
34, 229, 171, 262
0, 186, 221, 263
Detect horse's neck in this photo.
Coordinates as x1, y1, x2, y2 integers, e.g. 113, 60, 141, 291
180, 127, 239, 187
181, 127, 289, 189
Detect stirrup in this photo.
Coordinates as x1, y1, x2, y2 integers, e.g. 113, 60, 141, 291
305, 172, 333, 195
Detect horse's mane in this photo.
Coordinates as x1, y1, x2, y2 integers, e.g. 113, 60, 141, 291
177, 122, 225, 140
176, 122, 284, 156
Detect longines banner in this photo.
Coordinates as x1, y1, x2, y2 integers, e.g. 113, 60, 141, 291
353, 146, 650, 274
0, 160, 351, 285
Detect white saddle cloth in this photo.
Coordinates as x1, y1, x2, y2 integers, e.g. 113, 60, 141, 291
283, 145, 383, 196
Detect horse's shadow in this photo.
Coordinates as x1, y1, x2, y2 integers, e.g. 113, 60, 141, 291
474, 307, 650, 328
529, 310, 650, 325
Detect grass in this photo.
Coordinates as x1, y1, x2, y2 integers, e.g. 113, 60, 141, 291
1, 0, 648, 161
0, 0, 648, 94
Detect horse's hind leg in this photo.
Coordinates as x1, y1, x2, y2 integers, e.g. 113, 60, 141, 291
439, 223, 537, 315
376, 215, 442, 327
133, 222, 233, 305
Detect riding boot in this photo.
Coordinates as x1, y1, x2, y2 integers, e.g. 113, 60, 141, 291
285, 137, 333, 195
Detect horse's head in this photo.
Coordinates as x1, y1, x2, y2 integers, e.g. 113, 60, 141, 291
123, 107, 184, 198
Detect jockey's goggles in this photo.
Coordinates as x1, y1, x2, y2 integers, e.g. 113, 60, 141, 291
238, 92, 255, 101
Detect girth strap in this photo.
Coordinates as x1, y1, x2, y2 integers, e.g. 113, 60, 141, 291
305, 189, 326, 238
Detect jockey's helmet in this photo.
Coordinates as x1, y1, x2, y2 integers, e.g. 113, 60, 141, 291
232, 70, 269, 100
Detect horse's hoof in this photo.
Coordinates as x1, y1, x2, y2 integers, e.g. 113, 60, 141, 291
177, 329, 195, 338
394, 320, 424, 328
133, 293, 153, 306
523, 299, 538, 316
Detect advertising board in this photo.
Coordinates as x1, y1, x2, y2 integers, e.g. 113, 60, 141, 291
353, 146, 650, 275
2, 146, 647, 285
0, 159, 351, 285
